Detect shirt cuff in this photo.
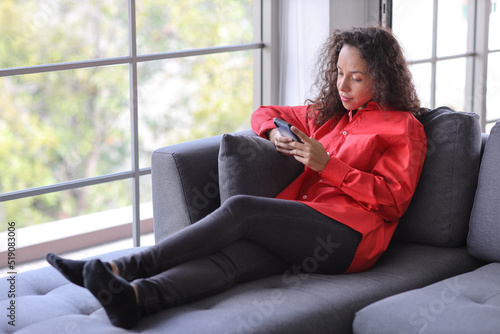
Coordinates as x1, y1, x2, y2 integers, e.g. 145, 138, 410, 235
255, 121, 276, 138
320, 156, 352, 188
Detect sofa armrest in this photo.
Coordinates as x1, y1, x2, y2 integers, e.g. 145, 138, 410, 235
151, 130, 255, 242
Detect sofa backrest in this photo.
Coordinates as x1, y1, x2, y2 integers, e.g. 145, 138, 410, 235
468, 121, 500, 262
393, 107, 482, 247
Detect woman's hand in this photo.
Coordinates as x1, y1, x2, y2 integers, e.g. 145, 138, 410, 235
267, 128, 294, 156
267, 127, 330, 173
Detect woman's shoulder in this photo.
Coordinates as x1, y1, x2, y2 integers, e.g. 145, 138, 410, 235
359, 104, 425, 139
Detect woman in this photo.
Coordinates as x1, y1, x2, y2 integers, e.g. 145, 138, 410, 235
47, 26, 427, 329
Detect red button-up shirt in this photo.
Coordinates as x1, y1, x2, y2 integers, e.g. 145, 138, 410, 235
251, 102, 427, 272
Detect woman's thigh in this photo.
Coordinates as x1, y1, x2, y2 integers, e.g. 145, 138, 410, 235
225, 195, 362, 274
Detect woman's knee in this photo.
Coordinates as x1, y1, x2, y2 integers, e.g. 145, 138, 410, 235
222, 195, 264, 212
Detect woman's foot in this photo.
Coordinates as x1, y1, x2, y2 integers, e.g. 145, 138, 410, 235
46, 253, 87, 287
46, 253, 115, 287
83, 259, 142, 329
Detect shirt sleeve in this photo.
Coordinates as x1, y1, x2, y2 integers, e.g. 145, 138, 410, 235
320, 134, 427, 221
251, 105, 310, 138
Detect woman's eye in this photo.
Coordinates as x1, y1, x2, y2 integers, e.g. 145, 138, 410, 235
352, 77, 361, 82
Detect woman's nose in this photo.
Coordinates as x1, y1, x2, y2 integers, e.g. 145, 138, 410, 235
338, 78, 349, 92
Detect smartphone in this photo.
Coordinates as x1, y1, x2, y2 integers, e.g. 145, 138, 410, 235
273, 118, 302, 143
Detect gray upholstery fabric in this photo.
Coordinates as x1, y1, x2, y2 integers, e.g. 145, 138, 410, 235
0, 247, 147, 334
152, 134, 223, 241
0, 244, 482, 334
394, 107, 482, 247
218, 134, 303, 204
151, 130, 255, 242
353, 263, 500, 334
468, 121, 500, 262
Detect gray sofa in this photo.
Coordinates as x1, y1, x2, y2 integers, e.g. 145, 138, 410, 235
1, 107, 497, 333
353, 117, 500, 333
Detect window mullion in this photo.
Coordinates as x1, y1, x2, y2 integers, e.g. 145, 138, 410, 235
473, 0, 491, 130
261, 0, 280, 106
253, 0, 263, 110
465, 0, 478, 114
430, 0, 439, 109
129, 0, 141, 247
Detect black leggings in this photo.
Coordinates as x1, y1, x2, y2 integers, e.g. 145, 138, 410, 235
113, 195, 361, 314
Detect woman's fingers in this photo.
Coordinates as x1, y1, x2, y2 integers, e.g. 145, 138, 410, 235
290, 127, 330, 172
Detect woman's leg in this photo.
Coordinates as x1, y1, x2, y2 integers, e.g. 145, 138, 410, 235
135, 240, 290, 314
48, 195, 360, 287
114, 194, 361, 281
82, 195, 361, 328
81, 239, 289, 328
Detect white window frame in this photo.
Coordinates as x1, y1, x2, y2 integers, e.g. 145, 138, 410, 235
332, 0, 496, 132
0, 0, 272, 249
387, 0, 494, 131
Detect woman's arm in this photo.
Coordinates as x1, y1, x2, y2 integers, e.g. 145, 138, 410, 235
251, 105, 310, 138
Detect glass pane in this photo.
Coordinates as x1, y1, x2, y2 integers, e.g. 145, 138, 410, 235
136, 0, 254, 54
393, 0, 434, 61
138, 50, 254, 168
0, 180, 132, 232
490, 1, 500, 50
0, 65, 131, 193
437, 0, 469, 57
487, 52, 500, 122
410, 62, 432, 109
0, 1, 129, 69
435, 58, 467, 111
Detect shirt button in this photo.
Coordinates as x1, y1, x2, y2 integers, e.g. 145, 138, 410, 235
302, 195, 307, 199
342, 130, 347, 135
319, 179, 323, 182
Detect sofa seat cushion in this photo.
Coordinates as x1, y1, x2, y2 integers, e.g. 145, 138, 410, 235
1, 243, 482, 334
353, 262, 500, 334
1, 247, 148, 334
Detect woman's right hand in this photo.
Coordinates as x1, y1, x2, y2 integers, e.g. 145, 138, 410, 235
267, 128, 295, 156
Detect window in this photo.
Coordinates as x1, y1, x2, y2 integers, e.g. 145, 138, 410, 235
0, 1, 263, 257
392, 0, 498, 131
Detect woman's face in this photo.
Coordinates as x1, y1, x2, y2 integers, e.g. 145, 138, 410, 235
336, 45, 374, 111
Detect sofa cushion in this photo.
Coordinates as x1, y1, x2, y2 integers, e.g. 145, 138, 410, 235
0, 247, 148, 334
394, 107, 482, 247
218, 134, 303, 204
353, 262, 500, 334
468, 121, 500, 262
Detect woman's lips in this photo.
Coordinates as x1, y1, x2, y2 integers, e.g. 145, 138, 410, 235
340, 95, 352, 102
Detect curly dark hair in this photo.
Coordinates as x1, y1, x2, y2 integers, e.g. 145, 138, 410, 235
307, 26, 422, 125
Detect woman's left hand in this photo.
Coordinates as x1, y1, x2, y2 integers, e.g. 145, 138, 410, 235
289, 126, 330, 173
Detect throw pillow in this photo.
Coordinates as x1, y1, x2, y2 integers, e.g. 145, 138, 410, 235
218, 133, 304, 204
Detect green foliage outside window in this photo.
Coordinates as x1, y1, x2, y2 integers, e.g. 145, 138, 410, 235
0, 0, 255, 230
